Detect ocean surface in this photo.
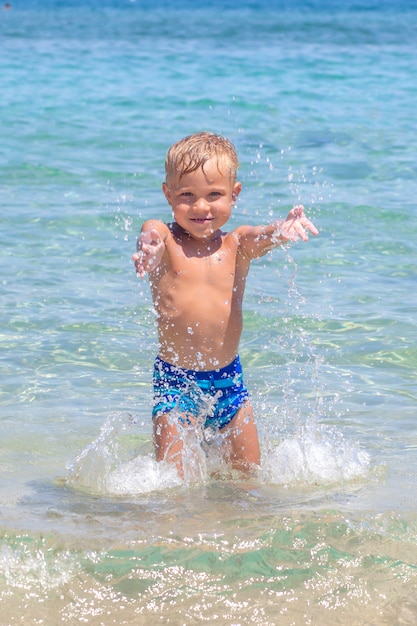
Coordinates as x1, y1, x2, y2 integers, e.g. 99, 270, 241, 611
1, 0, 417, 623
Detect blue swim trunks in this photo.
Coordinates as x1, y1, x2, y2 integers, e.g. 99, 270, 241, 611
152, 355, 250, 430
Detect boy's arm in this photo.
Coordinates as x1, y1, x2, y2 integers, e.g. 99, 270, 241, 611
132, 219, 169, 278
237, 206, 319, 260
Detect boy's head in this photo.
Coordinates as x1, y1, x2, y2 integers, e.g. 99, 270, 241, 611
165, 132, 239, 185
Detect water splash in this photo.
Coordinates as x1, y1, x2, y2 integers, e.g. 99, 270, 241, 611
249, 236, 372, 485
260, 423, 370, 486
66, 412, 182, 495
163, 382, 225, 484
105, 455, 182, 494
0, 540, 77, 592
65, 385, 222, 495
66, 404, 369, 497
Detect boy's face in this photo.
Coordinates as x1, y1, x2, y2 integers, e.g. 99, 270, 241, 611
162, 159, 241, 240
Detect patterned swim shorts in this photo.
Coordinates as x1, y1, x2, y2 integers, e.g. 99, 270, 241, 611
152, 355, 250, 430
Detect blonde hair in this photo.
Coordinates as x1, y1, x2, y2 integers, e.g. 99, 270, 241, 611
165, 132, 239, 183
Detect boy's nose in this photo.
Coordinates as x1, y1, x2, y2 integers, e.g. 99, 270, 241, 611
194, 197, 210, 211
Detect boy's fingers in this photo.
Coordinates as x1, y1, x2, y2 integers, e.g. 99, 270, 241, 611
150, 228, 161, 242
294, 216, 319, 238
301, 217, 319, 235
292, 205, 305, 218
289, 206, 319, 236
137, 229, 163, 252
145, 228, 162, 247
294, 225, 308, 242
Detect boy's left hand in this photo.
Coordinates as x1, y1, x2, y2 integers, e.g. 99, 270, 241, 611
280, 205, 319, 242
132, 228, 165, 277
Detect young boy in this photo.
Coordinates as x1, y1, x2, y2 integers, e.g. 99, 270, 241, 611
132, 132, 318, 478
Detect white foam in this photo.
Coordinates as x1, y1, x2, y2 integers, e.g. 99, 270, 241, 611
105, 455, 182, 495
66, 413, 370, 495
65, 412, 182, 495
260, 427, 370, 485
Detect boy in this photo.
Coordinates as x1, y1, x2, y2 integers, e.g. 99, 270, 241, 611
132, 132, 318, 478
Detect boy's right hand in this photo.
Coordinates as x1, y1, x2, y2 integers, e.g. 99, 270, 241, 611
132, 228, 165, 277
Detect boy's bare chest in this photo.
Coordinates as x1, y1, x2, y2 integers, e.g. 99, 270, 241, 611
169, 250, 233, 289
168, 235, 237, 275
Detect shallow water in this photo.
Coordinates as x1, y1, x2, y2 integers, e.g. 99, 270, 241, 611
1, 0, 417, 623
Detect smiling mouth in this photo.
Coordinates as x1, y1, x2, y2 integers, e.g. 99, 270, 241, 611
190, 218, 213, 223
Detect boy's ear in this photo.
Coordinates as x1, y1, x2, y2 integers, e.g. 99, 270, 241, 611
232, 182, 242, 201
162, 182, 171, 205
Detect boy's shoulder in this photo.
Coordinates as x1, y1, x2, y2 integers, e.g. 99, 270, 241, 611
232, 224, 258, 239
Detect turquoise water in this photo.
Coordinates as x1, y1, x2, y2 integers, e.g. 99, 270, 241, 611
1, 1, 417, 623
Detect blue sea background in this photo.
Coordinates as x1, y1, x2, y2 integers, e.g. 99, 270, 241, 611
1, 0, 417, 623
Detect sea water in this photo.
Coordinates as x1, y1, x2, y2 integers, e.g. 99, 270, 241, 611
1, 0, 417, 623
